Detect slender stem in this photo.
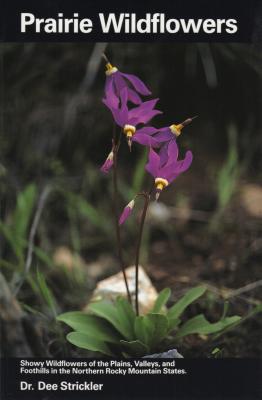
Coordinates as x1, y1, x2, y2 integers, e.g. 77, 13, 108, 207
14, 185, 51, 296
102, 53, 110, 64
135, 193, 150, 315
112, 126, 132, 303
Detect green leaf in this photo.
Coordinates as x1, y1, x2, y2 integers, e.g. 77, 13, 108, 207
146, 313, 169, 348
120, 340, 149, 357
13, 184, 37, 240
167, 317, 181, 333
115, 297, 136, 340
212, 303, 262, 339
152, 288, 171, 313
57, 312, 121, 343
175, 314, 241, 339
0, 185, 37, 262
34, 246, 53, 268
134, 313, 168, 349
134, 316, 152, 346
0, 222, 24, 262
66, 193, 109, 233
37, 270, 57, 317
88, 300, 129, 339
67, 332, 113, 356
167, 286, 207, 320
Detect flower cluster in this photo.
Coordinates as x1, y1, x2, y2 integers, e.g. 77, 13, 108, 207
100, 59, 194, 224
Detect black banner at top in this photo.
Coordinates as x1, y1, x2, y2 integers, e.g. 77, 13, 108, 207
0, 0, 261, 42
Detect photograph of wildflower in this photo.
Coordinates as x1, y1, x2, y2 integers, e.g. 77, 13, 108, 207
0, 43, 261, 358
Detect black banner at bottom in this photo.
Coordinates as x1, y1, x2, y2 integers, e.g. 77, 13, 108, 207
1, 358, 261, 399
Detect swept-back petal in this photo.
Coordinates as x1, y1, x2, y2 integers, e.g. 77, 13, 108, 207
174, 150, 193, 173
114, 72, 126, 91
166, 140, 179, 165
153, 128, 173, 143
104, 77, 119, 109
102, 98, 125, 127
159, 143, 169, 166
162, 150, 193, 182
121, 72, 151, 95
132, 133, 160, 148
135, 126, 158, 136
128, 99, 159, 120
113, 72, 142, 104
130, 109, 162, 126
145, 148, 160, 178
127, 88, 142, 105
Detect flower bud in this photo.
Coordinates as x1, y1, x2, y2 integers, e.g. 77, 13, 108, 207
119, 199, 135, 225
100, 151, 114, 174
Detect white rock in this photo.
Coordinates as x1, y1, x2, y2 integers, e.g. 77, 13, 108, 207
88, 266, 158, 315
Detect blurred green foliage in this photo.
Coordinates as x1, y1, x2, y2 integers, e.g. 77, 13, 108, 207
210, 124, 240, 229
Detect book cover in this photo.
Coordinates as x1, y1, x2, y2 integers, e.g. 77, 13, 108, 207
0, 1, 261, 399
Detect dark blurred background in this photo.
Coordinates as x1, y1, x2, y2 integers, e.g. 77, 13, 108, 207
0, 43, 261, 357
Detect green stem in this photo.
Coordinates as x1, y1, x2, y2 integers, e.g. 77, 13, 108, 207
112, 127, 132, 303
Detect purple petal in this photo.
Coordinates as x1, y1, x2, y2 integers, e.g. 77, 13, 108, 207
116, 110, 127, 127
119, 200, 135, 225
166, 140, 179, 165
145, 148, 160, 178
102, 98, 125, 127
133, 133, 160, 148
114, 72, 143, 104
104, 77, 119, 109
121, 72, 151, 96
114, 72, 126, 92
105, 76, 111, 93
136, 126, 158, 136
128, 99, 159, 120
119, 87, 128, 107
130, 109, 162, 126
162, 150, 193, 182
174, 150, 193, 173
153, 128, 173, 143
105, 88, 128, 127
126, 88, 142, 104
159, 143, 169, 166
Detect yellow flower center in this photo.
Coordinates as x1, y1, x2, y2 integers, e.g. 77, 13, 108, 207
169, 124, 184, 137
123, 124, 136, 138
105, 63, 118, 76
155, 177, 169, 191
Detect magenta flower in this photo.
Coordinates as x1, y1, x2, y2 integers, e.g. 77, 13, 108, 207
103, 88, 162, 149
100, 150, 114, 174
105, 62, 151, 108
153, 117, 197, 147
145, 141, 193, 199
119, 199, 135, 225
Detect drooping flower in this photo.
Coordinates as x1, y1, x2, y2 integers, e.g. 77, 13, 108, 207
151, 117, 197, 165
103, 88, 162, 150
119, 199, 135, 225
104, 62, 151, 108
153, 117, 197, 145
100, 150, 114, 174
145, 141, 193, 200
